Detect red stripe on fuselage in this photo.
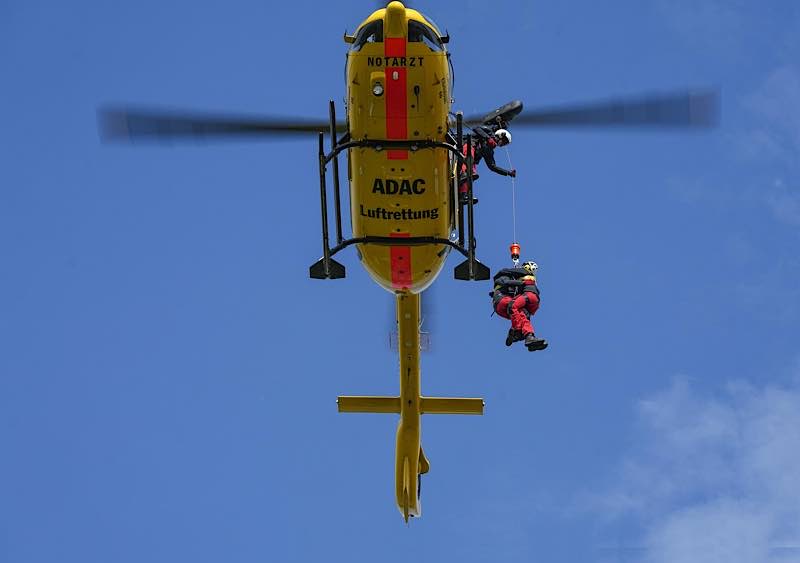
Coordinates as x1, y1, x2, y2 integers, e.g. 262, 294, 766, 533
385, 37, 411, 288
384, 37, 407, 160
390, 233, 413, 289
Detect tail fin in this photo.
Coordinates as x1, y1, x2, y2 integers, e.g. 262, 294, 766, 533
402, 456, 411, 523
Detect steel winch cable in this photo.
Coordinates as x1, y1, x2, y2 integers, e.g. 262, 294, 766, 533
503, 146, 520, 266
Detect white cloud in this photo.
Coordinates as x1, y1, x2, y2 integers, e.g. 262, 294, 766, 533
653, 0, 749, 53
667, 64, 800, 229
746, 66, 800, 157
766, 178, 800, 227
735, 257, 800, 322
596, 376, 800, 562
739, 66, 800, 230
644, 499, 774, 563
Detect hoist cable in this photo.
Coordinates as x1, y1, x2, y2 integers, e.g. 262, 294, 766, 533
503, 146, 518, 264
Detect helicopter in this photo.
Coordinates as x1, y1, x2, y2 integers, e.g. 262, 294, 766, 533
99, 1, 717, 522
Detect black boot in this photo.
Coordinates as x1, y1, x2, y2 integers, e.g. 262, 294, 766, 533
524, 333, 548, 351
505, 329, 524, 346
459, 192, 478, 206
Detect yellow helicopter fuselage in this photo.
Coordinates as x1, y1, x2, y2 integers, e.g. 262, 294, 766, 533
346, 2, 452, 294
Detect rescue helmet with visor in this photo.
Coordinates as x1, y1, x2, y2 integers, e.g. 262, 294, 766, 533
523, 261, 538, 275
494, 128, 512, 146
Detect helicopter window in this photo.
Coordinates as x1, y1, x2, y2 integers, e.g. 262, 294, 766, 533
351, 20, 383, 51
408, 21, 443, 52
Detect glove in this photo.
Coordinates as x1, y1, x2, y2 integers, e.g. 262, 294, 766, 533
509, 169, 517, 178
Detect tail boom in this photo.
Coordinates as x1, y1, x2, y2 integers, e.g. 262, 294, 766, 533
336, 292, 484, 521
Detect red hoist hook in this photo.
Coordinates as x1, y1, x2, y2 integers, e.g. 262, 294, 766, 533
509, 242, 521, 265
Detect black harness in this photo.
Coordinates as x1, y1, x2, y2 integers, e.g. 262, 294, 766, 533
491, 267, 539, 315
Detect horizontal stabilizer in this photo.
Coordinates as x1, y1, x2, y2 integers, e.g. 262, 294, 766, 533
337, 396, 485, 415
421, 397, 484, 415
338, 396, 400, 413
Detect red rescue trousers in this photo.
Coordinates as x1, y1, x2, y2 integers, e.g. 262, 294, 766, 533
495, 292, 540, 336
459, 177, 478, 195
459, 143, 478, 195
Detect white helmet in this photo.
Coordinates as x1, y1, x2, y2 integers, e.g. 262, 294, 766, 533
494, 128, 512, 145
522, 261, 538, 275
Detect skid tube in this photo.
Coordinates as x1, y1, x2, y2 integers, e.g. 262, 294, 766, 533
309, 101, 489, 281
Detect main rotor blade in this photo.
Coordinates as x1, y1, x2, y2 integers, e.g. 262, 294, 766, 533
98, 107, 346, 142
466, 90, 718, 129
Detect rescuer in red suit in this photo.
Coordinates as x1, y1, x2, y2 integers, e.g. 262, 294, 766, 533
491, 260, 548, 351
458, 127, 516, 205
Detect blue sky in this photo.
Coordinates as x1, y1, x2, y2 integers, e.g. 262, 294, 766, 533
2, 1, 800, 562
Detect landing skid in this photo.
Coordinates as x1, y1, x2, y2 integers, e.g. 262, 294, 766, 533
309, 257, 346, 279
454, 258, 490, 281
